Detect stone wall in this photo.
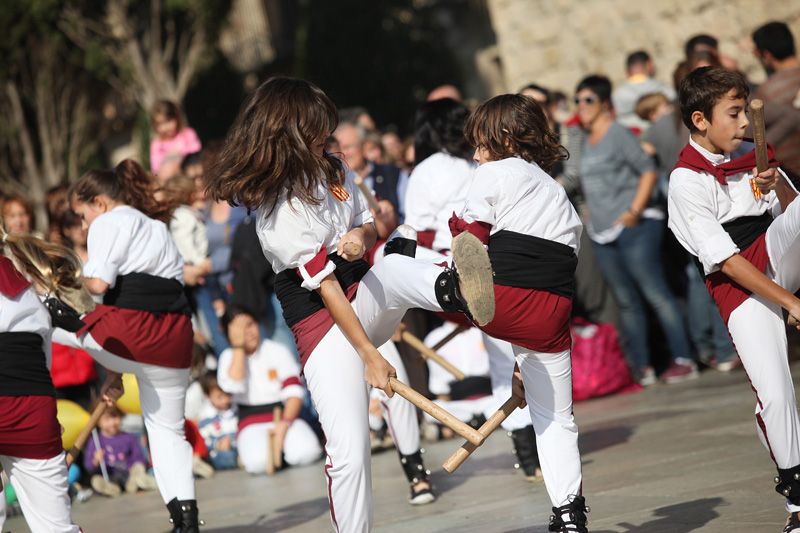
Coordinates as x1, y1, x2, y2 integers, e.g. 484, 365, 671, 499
486, 0, 800, 96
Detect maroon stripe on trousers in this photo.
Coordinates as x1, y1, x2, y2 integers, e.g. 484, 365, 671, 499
323, 446, 339, 532
730, 331, 777, 466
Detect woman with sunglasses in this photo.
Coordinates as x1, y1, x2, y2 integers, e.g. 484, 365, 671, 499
574, 75, 696, 386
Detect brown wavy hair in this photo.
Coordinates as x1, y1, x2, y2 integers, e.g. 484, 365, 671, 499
464, 94, 568, 172
206, 77, 345, 215
0, 223, 95, 314
68, 159, 173, 223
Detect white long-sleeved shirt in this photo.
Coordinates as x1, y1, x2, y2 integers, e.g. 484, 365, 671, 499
404, 152, 476, 251
667, 137, 793, 275
460, 157, 582, 253
217, 339, 305, 406
255, 174, 373, 291
84, 205, 183, 286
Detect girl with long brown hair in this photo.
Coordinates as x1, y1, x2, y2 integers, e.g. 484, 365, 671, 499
0, 224, 92, 533
54, 158, 201, 532
207, 76, 495, 532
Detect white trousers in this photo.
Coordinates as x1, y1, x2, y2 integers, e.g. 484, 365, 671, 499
728, 196, 800, 512
482, 333, 536, 431
237, 418, 322, 474
0, 452, 80, 533
52, 329, 195, 504
303, 255, 441, 533
514, 347, 582, 507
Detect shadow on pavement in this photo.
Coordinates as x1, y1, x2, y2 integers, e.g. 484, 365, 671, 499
204, 497, 329, 532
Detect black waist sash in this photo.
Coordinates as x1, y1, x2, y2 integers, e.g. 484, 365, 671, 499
104, 273, 191, 314
274, 254, 370, 328
237, 402, 282, 421
488, 230, 577, 298
693, 212, 773, 278
0, 332, 55, 397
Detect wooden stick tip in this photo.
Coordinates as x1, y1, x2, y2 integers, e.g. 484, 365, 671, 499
750, 99, 763, 110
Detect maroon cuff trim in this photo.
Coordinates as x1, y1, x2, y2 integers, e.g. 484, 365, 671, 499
296, 247, 330, 278
281, 376, 301, 388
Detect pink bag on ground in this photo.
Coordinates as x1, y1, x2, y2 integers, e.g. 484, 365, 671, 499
570, 318, 639, 401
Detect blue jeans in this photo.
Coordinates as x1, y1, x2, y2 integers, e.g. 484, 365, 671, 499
592, 219, 692, 373
195, 280, 230, 357
685, 263, 736, 363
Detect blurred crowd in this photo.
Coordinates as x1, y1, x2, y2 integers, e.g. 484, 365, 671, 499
2, 19, 800, 509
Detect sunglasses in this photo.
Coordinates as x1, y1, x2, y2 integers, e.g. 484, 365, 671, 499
574, 95, 598, 105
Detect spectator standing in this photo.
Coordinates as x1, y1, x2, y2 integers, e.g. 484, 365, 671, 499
575, 75, 696, 385
753, 21, 800, 183
612, 51, 676, 133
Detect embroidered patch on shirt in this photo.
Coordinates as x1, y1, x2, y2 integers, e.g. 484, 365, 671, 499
329, 182, 350, 202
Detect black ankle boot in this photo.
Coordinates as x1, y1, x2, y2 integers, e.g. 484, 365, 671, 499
548, 495, 590, 533
434, 266, 471, 317
776, 465, 800, 506
510, 425, 541, 480
398, 449, 436, 505
166, 498, 202, 533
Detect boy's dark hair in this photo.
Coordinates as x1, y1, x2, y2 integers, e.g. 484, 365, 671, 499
626, 50, 650, 70
219, 305, 257, 343
575, 75, 612, 104
678, 66, 750, 132
413, 98, 473, 165
180, 152, 202, 173
464, 94, 568, 172
201, 370, 222, 395
752, 22, 796, 61
684, 34, 718, 58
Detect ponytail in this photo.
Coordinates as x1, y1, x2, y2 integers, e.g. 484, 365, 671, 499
0, 224, 95, 314
69, 159, 174, 223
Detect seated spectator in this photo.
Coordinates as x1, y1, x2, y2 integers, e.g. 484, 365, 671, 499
84, 405, 157, 497
217, 308, 322, 474
198, 372, 239, 470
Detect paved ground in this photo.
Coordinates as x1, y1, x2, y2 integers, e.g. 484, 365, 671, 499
6, 355, 800, 532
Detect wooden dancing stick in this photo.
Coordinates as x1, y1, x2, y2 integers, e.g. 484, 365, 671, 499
389, 378, 483, 446
750, 99, 769, 174
272, 406, 283, 472
353, 175, 382, 213
750, 99, 768, 200
442, 394, 525, 473
399, 326, 466, 381
431, 325, 469, 352
66, 401, 108, 466
266, 406, 284, 475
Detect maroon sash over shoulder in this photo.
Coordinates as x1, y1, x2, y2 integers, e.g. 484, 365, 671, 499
672, 141, 779, 185
672, 142, 778, 324
0, 256, 30, 298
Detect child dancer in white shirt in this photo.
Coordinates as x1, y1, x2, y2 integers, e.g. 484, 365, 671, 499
206, 77, 495, 532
